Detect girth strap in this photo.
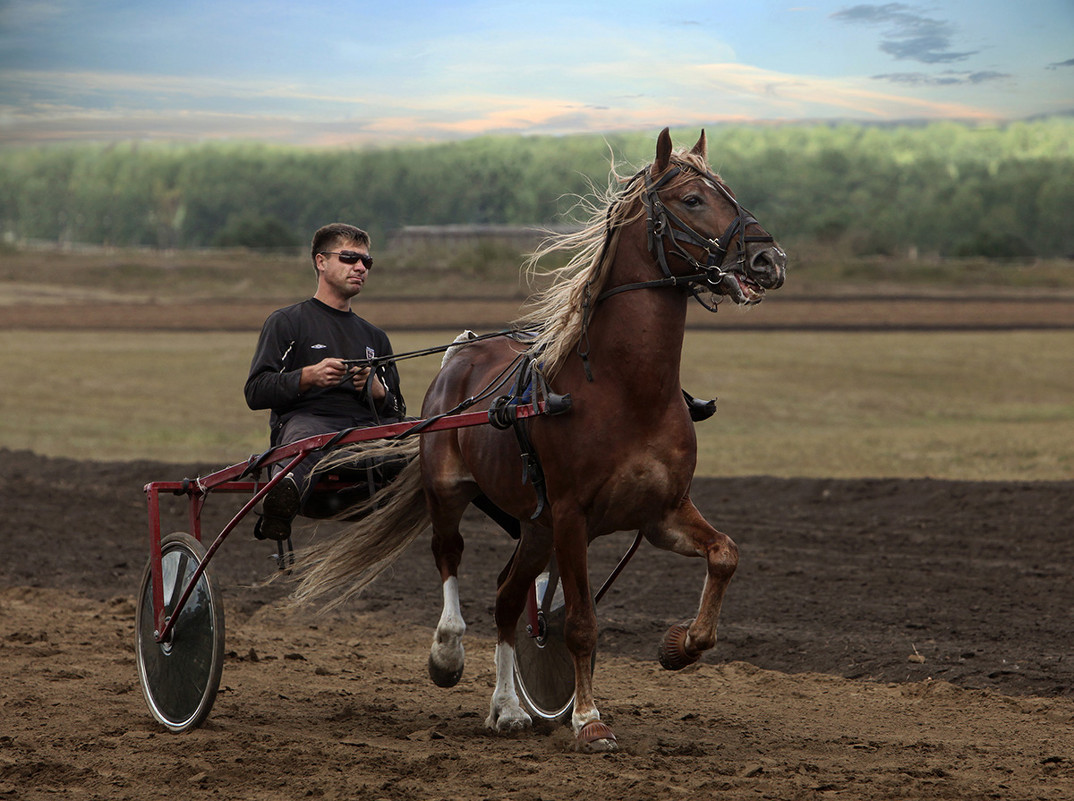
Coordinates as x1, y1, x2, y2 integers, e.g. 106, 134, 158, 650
488, 357, 571, 520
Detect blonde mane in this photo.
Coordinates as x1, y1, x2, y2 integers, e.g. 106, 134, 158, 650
514, 147, 716, 378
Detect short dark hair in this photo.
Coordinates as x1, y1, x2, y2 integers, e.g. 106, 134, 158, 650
311, 223, 370, 265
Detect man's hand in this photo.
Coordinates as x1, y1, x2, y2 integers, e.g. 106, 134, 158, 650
299, 358, 349, 392
299, 358, 385, 401
348, 365, 387, 401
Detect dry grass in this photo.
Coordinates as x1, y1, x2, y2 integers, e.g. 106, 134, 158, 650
3, 329, 1070, 480
681, 330, 1074, 479
3, 244, 1070, 479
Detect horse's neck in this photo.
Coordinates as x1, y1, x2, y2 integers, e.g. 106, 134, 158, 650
586, 246, 688, 398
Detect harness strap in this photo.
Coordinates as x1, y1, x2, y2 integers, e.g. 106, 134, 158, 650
594, 273, 719, 304
487, 356, 572, 520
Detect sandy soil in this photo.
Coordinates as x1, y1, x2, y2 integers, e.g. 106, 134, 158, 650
2, 449, 1072, 800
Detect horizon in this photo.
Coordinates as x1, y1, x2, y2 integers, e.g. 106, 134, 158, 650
4, 113, 1073, 155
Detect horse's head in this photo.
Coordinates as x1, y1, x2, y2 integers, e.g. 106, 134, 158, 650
643, 127, 786, 306
517, 128, 787, 377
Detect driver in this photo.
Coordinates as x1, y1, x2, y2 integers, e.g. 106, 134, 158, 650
244, 223, 405, 541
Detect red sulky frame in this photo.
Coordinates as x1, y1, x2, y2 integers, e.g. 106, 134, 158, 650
143, 402, 550, 646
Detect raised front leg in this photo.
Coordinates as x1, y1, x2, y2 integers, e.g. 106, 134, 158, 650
643, 496, 739, 670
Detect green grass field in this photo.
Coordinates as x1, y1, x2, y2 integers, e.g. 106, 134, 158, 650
3, 329, 1070, 480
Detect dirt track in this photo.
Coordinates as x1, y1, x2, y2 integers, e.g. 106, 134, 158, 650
3, 291, 1074, 332
2, 449, 1072, 800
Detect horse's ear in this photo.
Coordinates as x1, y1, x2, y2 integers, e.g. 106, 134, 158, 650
651, 127, 672, 178
690, 130, 707, 161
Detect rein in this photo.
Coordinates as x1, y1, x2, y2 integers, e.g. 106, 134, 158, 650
340, 328, 517, 371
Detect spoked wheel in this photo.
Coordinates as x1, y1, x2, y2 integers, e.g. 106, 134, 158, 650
512, 568, 593, 724
136, 532, 225, 733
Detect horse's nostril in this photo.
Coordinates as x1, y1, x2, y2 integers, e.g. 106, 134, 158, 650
749, 248, 786, 289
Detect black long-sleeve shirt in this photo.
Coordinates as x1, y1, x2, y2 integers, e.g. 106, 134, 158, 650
244, 298, 405, 435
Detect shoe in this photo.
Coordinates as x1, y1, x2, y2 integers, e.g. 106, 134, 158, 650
255, 476, 300, 541
683, 389, 717, 422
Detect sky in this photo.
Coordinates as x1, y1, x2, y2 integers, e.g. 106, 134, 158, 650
1, 0, 1072, 147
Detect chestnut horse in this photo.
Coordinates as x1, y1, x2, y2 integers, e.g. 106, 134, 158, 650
293, 128, 786, 752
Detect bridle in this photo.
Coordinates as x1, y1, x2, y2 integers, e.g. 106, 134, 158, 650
576, 160, 775, 380
596, 161, 775, 311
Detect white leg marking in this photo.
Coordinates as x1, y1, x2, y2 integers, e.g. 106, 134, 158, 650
571, 705, 601, 734
485, 642, 532, 733
430, 577, 465, 676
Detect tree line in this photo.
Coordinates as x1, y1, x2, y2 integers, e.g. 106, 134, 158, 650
1, 117, 1071, 258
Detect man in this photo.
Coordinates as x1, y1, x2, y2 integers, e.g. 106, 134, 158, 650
245, 223, 405, 541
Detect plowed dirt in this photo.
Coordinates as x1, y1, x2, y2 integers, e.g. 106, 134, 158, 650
2, 449, 1072, 800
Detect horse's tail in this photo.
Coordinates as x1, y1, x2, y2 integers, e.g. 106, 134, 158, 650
289, 438, 428, 611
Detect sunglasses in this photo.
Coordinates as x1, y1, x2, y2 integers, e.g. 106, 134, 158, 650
321, 250, 373, 268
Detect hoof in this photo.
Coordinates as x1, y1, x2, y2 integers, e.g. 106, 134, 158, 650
575, 721, 617, 753
658, 620, 700, 671
486, 709, 532, 734
428, 654, 463, 688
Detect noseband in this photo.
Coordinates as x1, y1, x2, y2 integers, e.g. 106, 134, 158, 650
596, 162, 774, 311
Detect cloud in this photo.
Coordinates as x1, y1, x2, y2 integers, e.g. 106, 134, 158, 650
832, 3, 976, 64
873, 70, 1010, 86
1047, 58, 1074, 70
0, 58, 1007, 148
685, 62, 995, 121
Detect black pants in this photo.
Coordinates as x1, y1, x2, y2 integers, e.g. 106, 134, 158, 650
272, 413, 407, 515
272, 414, 371, 496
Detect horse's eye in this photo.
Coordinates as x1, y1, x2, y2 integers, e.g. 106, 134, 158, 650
682, 195, 703, 208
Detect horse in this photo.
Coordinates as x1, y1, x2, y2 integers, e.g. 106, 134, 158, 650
292, 127, 787, 752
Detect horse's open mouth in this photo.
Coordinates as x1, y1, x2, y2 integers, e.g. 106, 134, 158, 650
732, 272, 765, 304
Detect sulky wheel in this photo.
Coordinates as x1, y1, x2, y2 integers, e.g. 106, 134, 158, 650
512, 570, 593, 724
135, 532, 225, 733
